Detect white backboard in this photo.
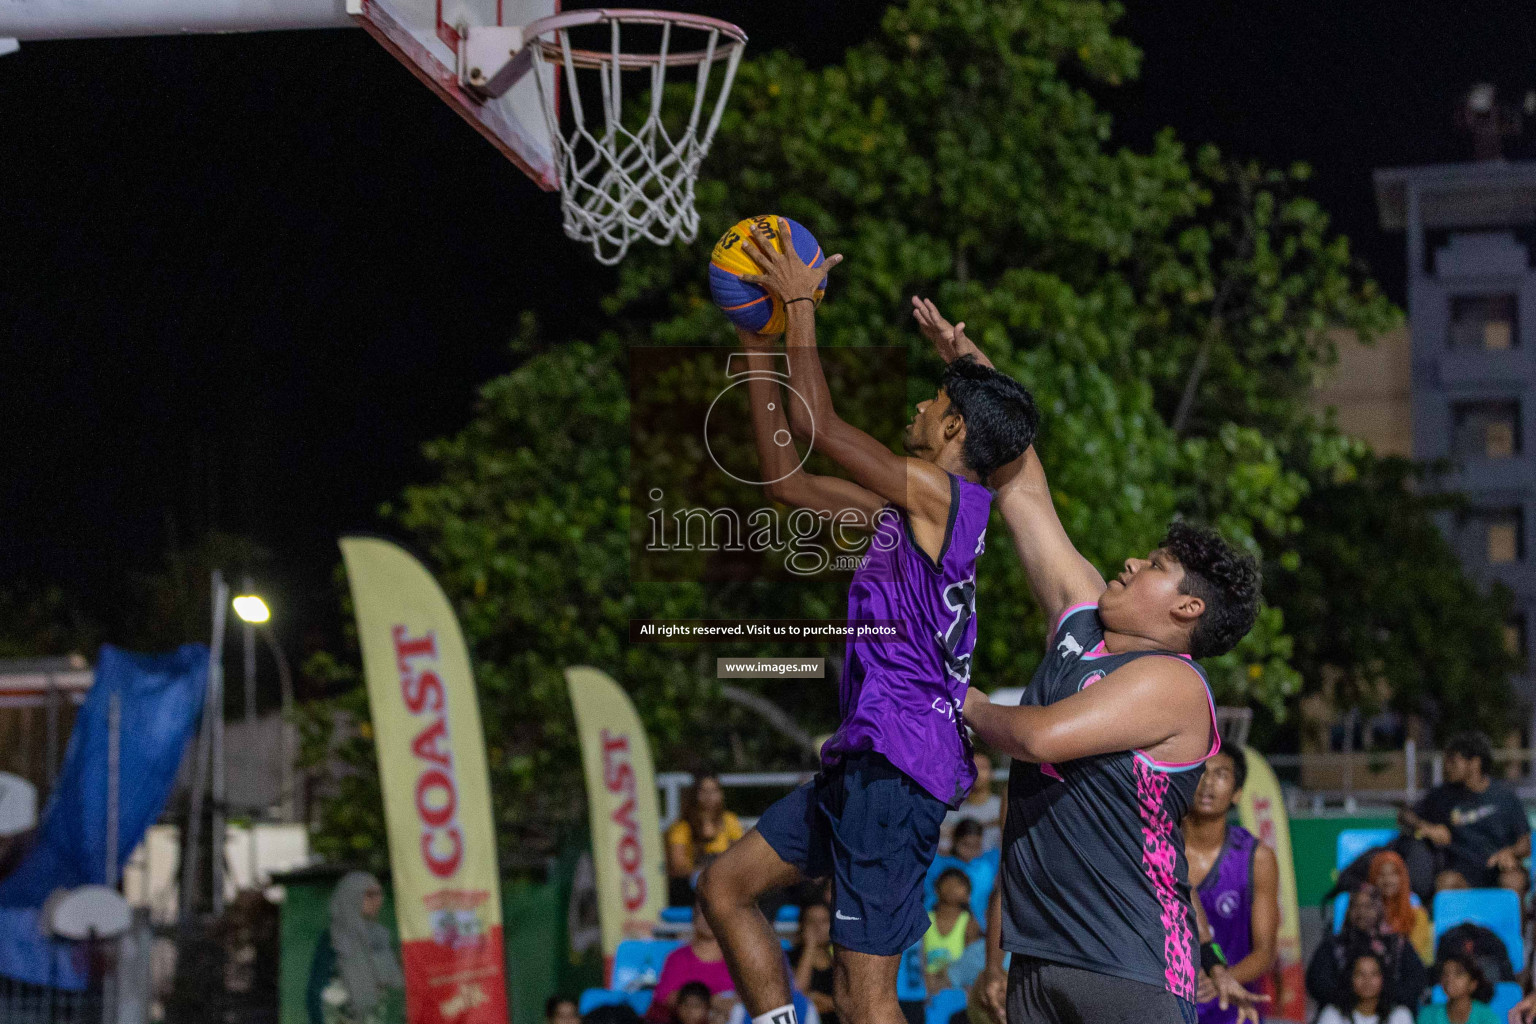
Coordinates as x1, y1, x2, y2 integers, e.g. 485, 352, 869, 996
347, 0, 558, 187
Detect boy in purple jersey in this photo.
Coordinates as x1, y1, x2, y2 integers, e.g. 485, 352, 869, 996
697, 225, 1038, 1024
1182, 748, 1279, 1023
906, 301, 1267, 1024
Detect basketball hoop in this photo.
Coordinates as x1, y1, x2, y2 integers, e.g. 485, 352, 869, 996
461, 9, 747, 264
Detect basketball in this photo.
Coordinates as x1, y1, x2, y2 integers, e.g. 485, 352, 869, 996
709, 215, 827, 334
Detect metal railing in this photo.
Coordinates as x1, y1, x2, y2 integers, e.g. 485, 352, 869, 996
659, 745, 1536, 822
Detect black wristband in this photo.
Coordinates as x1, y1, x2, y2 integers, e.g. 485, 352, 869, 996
785, 296, 816, 306
1200, 941, 1227, 974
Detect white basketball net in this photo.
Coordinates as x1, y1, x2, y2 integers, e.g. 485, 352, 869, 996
525, 10, 747, 265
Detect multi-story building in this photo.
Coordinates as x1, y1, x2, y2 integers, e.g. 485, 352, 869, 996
1372, 155, 1536, 738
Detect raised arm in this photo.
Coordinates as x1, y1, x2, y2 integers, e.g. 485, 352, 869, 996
740, 226, 954, 552
912, 297, 1105, 625
738, 330, 887, 521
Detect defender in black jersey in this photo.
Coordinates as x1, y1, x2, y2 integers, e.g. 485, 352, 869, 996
910, 299, 1265, 1024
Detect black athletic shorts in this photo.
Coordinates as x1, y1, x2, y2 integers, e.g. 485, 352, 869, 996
1006, 955, 1197, 1024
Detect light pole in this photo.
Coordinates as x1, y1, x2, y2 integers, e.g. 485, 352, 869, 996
231, 593, 297, 821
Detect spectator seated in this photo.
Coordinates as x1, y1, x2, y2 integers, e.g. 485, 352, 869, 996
1336, 828, 1398, 871
612, 939, 683, 991
923, 848, 999, 926
1330, 890, 1421, 934
1425, 980, 1523, 1018
925, 988, 967, 1024
1432, 890, 1523, 973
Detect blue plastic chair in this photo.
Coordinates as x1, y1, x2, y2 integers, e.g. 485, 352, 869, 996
897, 941, 928, 1003
628, 990, 654, 1015
580, 989, 630, 1015
1492, 982, 1525, 1020
611, 938, 684, 990
925, 988, 967, 1024
659, 906, 694, 925
1335, 828, 1397, 871
776, 905, 801, 925
1432, 888, 1524, 972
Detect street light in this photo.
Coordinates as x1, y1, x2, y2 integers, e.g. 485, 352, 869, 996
232, 595, 271, 624
228, 592, 296, 821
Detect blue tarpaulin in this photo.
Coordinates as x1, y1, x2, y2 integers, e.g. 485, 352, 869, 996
0, 644, 208, 987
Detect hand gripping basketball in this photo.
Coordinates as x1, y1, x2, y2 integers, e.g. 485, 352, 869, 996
739, 222, 844, 306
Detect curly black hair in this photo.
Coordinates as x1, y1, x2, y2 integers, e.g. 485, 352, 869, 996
1161, 521, 1261, 659
939, 356, 1039, 484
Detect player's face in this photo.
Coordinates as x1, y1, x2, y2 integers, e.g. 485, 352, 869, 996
1192, 751, 1239, 816
903, 388, 959, 461
1098, 548, 1196, 636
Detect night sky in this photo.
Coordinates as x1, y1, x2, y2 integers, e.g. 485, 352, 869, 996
3, 1, 1534, 660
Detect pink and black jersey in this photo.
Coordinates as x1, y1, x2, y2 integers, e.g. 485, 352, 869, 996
999, 604, 1219, 1003
819, 473, 991, 807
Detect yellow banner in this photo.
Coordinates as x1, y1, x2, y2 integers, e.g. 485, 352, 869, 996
341, 536, 508, 1024
1236, 745, 1304, 1022
566, 666, 667, 958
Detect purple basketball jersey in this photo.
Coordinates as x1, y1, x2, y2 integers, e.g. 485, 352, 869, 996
1196, 824, 1261, 1024
820, 474, 991, 806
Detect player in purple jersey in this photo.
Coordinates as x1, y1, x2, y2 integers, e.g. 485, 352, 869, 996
697, 225, 1038, 1024
1182, 748, 1279, 1023
907, 301, 1266, 1024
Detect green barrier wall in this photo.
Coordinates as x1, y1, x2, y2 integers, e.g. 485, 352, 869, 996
279, 869, 601, 1024
1288, 814, 1398, 906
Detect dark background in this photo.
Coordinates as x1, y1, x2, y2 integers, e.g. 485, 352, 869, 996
3, 0, 1534, 665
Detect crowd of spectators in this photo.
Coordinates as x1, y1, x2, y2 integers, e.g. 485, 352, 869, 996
563, 729, 1536, 1024
1305, 730, 1533, 1023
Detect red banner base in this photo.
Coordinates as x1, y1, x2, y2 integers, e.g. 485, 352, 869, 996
402, 927, 509, 1024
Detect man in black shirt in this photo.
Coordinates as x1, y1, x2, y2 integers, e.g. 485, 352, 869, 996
1398, 732, 1529, 893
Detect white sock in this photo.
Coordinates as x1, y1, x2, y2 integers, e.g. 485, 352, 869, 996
752, 1004, 798, 1024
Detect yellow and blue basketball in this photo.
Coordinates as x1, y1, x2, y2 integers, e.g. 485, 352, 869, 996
709, 215, 827, 334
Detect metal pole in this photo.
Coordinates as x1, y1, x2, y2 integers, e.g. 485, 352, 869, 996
45, 682, 60, 791
180, 572, 224, 925
260, 627, 296, 821
242, 575, 256, 725
1405, 739, 1418, 803
106, 692, 121, 889
210, 574, 228, 917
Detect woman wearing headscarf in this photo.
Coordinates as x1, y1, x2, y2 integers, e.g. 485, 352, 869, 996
1368, 851, 1433, 964
306, 871, 405, 1024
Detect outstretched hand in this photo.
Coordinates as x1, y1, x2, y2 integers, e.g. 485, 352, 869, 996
910, 296, 987, 366
739, 221, 842, 304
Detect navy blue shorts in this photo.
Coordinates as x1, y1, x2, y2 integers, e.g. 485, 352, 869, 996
755, 751, 947, 956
